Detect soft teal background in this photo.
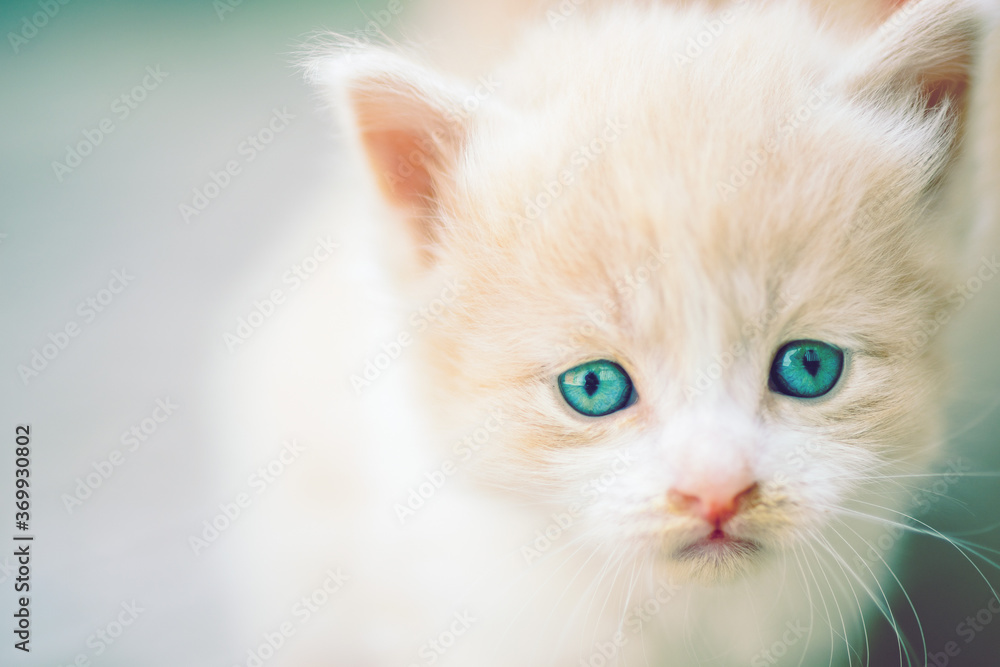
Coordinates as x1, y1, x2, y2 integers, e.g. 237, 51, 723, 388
1, 0, 999, 665
0, 1, 387, 665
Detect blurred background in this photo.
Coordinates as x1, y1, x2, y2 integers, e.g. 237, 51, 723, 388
1, 1, 381, 664
1, 0, 999, 665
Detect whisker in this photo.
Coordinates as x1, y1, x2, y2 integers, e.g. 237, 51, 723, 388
580, 543, 628, 657
794, 541, 837, 667
812, 528, 881, 666
613, 550, 643, 667
493, 528, 601, 652
832, 517, 930, 667
550, 541, 630, 665
854, 472, 1000, 480
825, 517, 915, 667
816, 529, 873, 667
789, 545, 818, 667
838, 501, 1000, 598
801, 533, 860, 665
947, 518, 1000, 538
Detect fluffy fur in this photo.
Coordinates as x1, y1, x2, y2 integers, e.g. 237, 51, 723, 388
216, 0, 1000, 665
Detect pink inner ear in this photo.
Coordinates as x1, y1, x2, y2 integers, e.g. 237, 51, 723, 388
363, 128, 437, 214
850, 0, 916, 27
877, 0, 912, 15
358, 123, 449, 259
922, 66, 971, 116
911, 28, 975, 120
344, 71, 464, 259
855, 0, 979, 116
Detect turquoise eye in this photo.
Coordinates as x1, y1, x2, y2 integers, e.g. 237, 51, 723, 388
769, 340, 844, 398
558, 360, 635, 417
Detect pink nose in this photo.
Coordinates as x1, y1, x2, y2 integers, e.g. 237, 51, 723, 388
669, 474, 759, 526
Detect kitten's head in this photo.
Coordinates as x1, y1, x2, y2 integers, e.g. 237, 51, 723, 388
315, 0, 991, 583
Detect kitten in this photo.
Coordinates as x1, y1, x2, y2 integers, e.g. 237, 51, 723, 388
216, 0, 999, 665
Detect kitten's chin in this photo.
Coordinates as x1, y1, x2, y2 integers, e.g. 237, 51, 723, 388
663, 532, 765, 585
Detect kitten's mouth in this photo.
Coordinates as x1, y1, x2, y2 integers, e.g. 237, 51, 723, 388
675, 529, 761, 561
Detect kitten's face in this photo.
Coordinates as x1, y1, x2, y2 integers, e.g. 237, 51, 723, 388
415, 6, 956, 582
328, 0, 979, 583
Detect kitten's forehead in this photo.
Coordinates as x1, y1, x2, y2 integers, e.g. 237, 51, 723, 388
459, 8, 929, 248
457, 101, 914, 324
447, 2, 942, 331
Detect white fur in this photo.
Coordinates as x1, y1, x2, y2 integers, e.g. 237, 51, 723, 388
213, 0, 999, 664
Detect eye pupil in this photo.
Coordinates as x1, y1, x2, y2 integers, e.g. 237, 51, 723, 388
802, 348, 820, 377
584, 371, 600, 396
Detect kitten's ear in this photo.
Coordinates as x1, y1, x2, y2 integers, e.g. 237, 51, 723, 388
311, 47, 473, 258
839, 0, 988, 126
837, 0, 999, 261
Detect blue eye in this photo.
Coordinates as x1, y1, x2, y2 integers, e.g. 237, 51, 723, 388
769, 340, 844, 398
558, 360, 635, 417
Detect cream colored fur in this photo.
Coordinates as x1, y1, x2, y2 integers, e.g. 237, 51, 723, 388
213, 0, 1000, 665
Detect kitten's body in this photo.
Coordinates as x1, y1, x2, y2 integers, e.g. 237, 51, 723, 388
215, 1, 999, 665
